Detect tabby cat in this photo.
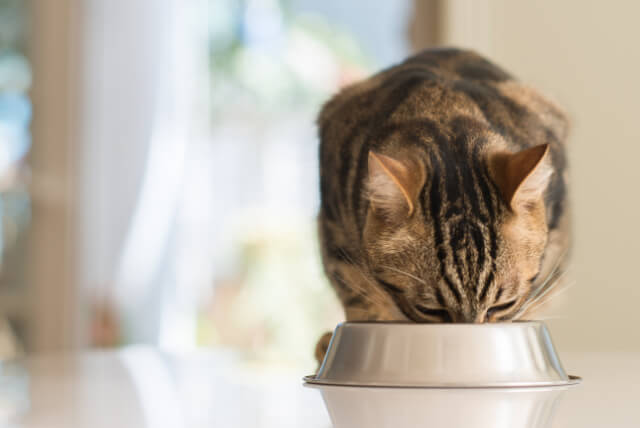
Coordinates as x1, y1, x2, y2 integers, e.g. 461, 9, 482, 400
315, 48, 570, 363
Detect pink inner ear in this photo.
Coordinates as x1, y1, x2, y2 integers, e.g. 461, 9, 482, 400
367, 152, 418, 217
495, 144, 552, 208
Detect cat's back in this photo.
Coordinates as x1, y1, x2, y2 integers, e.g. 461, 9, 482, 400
319, 48, 568, 153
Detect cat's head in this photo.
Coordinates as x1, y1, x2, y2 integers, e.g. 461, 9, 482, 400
363, 143, 552, 323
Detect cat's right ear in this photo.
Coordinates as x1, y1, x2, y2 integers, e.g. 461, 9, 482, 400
490, 144, 552, 210
366, 151, 422, 220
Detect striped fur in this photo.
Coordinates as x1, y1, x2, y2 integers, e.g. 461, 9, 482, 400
315, 49, 570, 363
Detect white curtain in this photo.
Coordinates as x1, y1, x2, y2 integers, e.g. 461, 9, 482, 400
79, 0, 212, 347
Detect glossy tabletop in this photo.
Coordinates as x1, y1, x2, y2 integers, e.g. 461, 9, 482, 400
0, 347, 638, 427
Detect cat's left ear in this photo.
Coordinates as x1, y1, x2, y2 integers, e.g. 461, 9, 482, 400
490, 143, 552, 210
367, 151, 422, 219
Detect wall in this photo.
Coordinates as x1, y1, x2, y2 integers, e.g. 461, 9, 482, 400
431, 0, 640, 351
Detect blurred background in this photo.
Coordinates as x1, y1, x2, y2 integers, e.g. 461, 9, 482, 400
0, 0, 638, 373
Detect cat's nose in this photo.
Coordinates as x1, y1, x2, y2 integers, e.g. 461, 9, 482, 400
454, 308, 486, 323
473, 312, 487, 323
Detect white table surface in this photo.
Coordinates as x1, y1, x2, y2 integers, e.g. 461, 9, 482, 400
0, 347, 638, 428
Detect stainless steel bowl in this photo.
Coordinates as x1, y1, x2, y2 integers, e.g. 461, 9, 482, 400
305, 321, 580, 387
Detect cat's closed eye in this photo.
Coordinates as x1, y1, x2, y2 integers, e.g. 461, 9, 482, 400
487, 299, 518, 319
376, 279, 403, 294
415, 304, 452, 322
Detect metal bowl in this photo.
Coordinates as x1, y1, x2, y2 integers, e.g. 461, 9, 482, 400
305, 321, 580, 388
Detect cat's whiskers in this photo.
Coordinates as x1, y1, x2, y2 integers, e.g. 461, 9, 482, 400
531, 267, 570, 303
514, 272, 565, 318
517, 275, 574, 318
532, 277, 575, 307
520, 248, 570, 306
381, 266, 427, 285
534, 247, 569, 288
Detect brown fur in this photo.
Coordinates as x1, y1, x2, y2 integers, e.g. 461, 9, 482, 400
315, 49, 570, 364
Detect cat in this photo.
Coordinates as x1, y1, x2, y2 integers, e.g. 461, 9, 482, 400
315, 48, 570, 364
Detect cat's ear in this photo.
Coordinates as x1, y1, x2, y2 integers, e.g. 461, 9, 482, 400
367, 151, 421, 219
491, 144, 552, 210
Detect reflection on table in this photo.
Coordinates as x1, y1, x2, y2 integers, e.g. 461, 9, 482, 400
0, 348, 637, 427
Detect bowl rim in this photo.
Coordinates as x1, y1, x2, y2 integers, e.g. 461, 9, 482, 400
302, 375, 582, 389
